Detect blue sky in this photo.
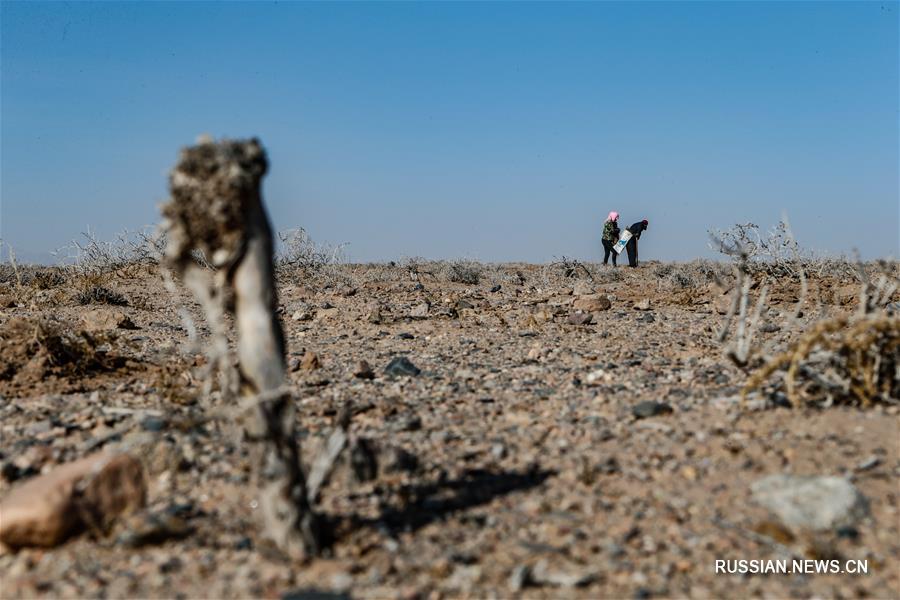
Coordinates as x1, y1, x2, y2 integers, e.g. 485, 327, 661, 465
2, 1, 897, 263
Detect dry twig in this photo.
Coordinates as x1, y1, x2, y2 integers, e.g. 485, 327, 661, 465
160, 136, 326, 558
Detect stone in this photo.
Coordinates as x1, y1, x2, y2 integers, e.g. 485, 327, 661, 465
392, 414, 422, 432
573, 281, 595, 296
490, 284, 502, 293
714, 294, 733, 315
117, 508, 194, 548
292, 309, 314, 322
301, 351, 321, 371
0, 452, 146, 548
530, 559, 596, 588
633, 299, 651, 311
567, 312, 593, 326
751, 474, 869, 532
1, 462, 37, 483
585, 369, 611, 386
353, 360, 375, 380
526, 344, 546, 361
632, 401, 673, 419
855, 455, 881, 472
140, 416, 167, 432
573, 295, 611, 312
530, 308, 554, 325
508, 565, 531, 592
455, 299, 475, 310
366, 304, 384, 324
81, 309, 138, 332
455, 368, 477, 380
409, 302, 430, 318
384, 356, 421, 377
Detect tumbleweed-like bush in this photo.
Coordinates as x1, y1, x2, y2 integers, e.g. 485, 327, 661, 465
743, 274, 899, 408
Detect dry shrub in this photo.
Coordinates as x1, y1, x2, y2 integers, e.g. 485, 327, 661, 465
75, 285, 129, 306
47, 229, 163, 306
743, 270, 900, 408
276, 227, 353, 288
277, 228, 346, 271
710, 220, 859, 282
548, 256, 594, 280
481, 263, 529, 288
654, 262, 727, 307
0, 317, 123, 388
60, 228, 163, 280
31, 267, 68, 290
743, 313, 899, 407
671, 287, 704, 307
595, 267, 624, 283
653, 264, 674, 278
442, 259, 484, 285
399, 256, 437, 282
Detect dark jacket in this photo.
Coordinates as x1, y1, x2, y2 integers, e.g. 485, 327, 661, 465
627, 221, 647, 240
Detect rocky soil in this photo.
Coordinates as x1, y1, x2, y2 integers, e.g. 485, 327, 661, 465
0, 262, 897, 599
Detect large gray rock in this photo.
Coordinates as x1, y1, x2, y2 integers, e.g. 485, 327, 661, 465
751, 474, 869, 532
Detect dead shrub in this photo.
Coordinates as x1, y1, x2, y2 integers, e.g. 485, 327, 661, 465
277, 228, 346, 271
59, 228, 163, 281
709, 220, 858, 282
399, 256, 438, 282
276, 227, 352, 287
653, 264, 674, 278
74, 285, 129, 306
443, 259, 483, 285
549, 256, 594, 280
31, 268, 68, 290
743, 313, 899, 407
743, 267, 899, 408
595, 267, 624, 283
0, 317, 123, 388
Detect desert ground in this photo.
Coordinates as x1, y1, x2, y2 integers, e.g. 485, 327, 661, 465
0, 255, 898, 599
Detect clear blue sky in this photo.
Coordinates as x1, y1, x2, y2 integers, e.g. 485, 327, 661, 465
2, 1, 897, 263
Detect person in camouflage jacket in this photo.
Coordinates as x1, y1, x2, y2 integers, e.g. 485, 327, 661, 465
602, 211, 620, 266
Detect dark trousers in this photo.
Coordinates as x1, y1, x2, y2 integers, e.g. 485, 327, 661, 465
626, 238, 639, 267
602, 240, 617, 265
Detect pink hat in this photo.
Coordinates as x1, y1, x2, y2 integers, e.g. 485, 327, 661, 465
607, 211, 619, 222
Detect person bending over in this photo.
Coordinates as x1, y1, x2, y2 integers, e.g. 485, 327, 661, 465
625, 219, 648, 268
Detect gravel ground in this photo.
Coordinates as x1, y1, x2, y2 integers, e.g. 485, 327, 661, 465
0, 262, 897, 599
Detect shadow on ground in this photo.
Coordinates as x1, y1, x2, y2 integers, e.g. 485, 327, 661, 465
331, 466, 554, 540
